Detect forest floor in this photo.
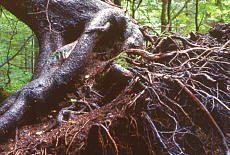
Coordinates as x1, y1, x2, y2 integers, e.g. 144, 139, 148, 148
0, 23, 230, 154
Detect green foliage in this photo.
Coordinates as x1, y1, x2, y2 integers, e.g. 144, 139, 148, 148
0, 9, 38, 94
122, 0, 230, 33
113, 52, 131, 68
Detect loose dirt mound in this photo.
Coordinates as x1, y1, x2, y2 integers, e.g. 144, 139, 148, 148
1, 23, 230, 154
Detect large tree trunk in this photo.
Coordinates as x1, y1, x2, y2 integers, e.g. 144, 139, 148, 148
0, 0, 143, 138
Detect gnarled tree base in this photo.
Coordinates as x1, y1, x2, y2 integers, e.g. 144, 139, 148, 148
1, 24, 230, 154
0, 0, 143, 139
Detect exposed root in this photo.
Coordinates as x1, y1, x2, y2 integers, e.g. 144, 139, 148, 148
1, 23, 230, 155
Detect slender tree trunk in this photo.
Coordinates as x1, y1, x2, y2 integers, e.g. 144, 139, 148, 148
24, 42, 27, 72
186, 0, 188, 17
33, 36, 39, 75
167, 0, 171, 31
195, 0, 199, 32
131, 0, 136, 18
216, 0, 221, 6
31, 36, 34, 74
161, 0, 167, 32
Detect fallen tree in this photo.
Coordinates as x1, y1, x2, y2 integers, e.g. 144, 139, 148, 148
0, 0, 143, 138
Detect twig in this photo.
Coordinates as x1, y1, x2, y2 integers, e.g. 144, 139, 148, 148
104, 0, 122, 8
0, 34, 34, 68
219, 40, 230, 51
46, 0, 52, 31
123, 56, 142, 66
127, 89, 146, 108
141, 112, 169, 153
159, 92, 195, 126
100, 123, 119, 155
176, 79, 229, 154
170, 35, 200, 47
127, 47, 207, 61
66, 120, 90, 154
188, 85, 230, 112
178, 48, 211, 70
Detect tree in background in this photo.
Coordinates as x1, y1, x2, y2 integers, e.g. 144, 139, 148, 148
161, 0, 168, 32
0, 9, 38, 93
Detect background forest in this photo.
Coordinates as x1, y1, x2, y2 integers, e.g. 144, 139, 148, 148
0, 0, 230, 95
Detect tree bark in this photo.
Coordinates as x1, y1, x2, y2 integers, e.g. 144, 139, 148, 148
195, 0, 199, 32
167, 0, 171, 31
0, 0, 143, 138
161, 0, 167, 32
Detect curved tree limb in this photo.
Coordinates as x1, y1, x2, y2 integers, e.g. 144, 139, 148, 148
0, 3, 143, 138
